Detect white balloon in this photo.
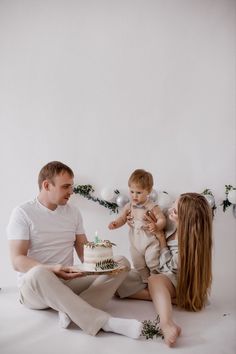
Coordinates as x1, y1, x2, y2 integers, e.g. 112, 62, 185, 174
116, 194, 129, 208
100, 187, 115, 201
157, 192, 172, 210
204, 194, 215, 208
228, 189, 236, 204
149, 189, 158, 202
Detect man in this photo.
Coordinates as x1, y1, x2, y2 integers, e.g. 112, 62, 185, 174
7, 161, 142, 339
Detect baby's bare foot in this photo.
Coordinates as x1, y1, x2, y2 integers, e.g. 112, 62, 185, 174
161, 321, 181, 346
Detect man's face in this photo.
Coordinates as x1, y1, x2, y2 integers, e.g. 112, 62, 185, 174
47, 171, 74, 206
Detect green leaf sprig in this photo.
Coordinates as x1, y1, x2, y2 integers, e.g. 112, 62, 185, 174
95, 259, 118, 270
221, 185, 235, 212
73, 185, 119, 214
141, 315, 164, 340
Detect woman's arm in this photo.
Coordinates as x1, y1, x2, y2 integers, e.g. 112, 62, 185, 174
155, 230, 168, 249
152, 206, 167, 231
158, 235, 178, 274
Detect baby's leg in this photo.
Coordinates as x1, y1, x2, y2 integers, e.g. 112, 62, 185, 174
148, 274, 181, 346
130, 246, 150, 282
144, 240, 160, 273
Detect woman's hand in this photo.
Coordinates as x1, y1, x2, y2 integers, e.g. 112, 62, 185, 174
143, 210, 159, 233
145, 210, 157, 223
126, 210, 134, 227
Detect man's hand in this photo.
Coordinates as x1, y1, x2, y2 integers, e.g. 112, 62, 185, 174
50, 264, 85, 280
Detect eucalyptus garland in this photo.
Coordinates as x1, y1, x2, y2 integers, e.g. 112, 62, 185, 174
221, 185, 235, 212
202, 188, 214, 196
73, 184, 235, 216
202, 188, 217, 216
73, 184, 119, 214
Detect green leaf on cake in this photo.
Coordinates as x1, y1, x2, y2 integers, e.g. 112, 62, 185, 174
95, 259, 118, 270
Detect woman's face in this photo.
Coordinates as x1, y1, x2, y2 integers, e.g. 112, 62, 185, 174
168, 198, 179, 224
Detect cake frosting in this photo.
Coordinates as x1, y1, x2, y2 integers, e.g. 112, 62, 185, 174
83, 239, 117, 270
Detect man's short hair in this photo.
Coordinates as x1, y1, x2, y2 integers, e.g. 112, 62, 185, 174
38, 161, 74, 190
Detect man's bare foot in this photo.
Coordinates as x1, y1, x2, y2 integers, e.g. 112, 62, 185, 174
161, 321, 181, 346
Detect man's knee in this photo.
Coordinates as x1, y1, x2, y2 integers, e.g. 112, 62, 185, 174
24, 265, 53, 285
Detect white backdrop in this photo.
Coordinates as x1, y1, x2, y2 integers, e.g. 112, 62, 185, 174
0, 0, 235, 286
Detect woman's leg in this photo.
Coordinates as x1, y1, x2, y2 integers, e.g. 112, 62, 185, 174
148, 274, 181, 346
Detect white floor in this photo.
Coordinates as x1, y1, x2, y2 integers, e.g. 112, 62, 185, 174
1, 271, 235, 354
1, 214, 236, 354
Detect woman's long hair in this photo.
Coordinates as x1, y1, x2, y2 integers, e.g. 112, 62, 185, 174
176, 193, 212, 311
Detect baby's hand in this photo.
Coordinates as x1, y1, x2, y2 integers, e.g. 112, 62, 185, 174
108, 221, 117, 230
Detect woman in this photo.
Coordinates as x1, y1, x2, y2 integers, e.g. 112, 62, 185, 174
117, 192, 213, 346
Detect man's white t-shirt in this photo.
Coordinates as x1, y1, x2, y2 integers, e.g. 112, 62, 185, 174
7, 198, 85, 287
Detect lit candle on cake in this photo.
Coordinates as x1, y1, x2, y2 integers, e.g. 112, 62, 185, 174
94, 231, 100, 244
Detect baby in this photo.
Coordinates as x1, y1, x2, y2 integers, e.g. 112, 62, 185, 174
108, 169, 166, 283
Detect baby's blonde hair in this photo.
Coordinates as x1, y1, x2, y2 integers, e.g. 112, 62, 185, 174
128, 169, 153, 193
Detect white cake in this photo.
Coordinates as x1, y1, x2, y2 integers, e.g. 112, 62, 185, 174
83, 239, 117, 270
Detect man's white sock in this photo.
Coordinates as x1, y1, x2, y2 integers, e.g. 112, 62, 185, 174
102, 317, 142, 339
58, 311, 71, 329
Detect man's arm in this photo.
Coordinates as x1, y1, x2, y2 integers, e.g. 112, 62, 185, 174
74, 233, 88, 263
9, 240, 40, 272
9, 239, 84, 279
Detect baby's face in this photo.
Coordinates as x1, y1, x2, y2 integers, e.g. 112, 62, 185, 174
129, 183, 150, 205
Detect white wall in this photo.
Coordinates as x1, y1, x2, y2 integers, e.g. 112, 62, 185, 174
0, 0, 235, 286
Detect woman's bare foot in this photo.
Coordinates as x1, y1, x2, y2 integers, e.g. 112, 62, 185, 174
161, 321, 181, 346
